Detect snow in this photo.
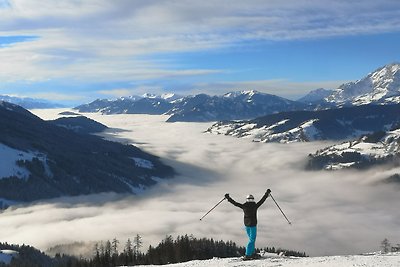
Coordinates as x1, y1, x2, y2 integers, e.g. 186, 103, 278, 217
130, 253, 400, 267
208, 119, 324, 143
385, 96, 400, 104
208, 120, 296, 142
326, 63, 400, 105
0, 143, 52, 180
312, 127, 400, 169
132, 157, 154, 169
223, 90, 258, 98
0, 143, 36, 180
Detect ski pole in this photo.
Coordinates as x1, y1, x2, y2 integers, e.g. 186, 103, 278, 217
270, 193, 292, 225
199, 197, 226, 221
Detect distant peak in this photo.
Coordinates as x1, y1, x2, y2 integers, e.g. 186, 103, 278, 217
370, 62, 400, 75
142, 93, 157, 98
223, 90, 259, 98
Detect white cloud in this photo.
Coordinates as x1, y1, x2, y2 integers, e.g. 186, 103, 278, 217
1, 111, 399, 257
0, 0, 399, 83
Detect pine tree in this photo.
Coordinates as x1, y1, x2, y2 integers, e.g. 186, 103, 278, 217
133, 234, 143, 256
381, 238, 391, 253
111, 238, 119, 255
124, 238, 134, 264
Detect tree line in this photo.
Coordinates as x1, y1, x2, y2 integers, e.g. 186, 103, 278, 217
2, 234, 307, 267
62, 234, 307, 266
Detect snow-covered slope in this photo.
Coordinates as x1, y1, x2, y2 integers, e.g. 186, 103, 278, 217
133, 253, 400, 267
307, 127, 400, 170
0, 143, 50, 180
326, 63, 400, 106
207, 104, 400, 143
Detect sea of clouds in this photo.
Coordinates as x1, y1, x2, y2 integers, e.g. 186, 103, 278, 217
0, 109, 399, 257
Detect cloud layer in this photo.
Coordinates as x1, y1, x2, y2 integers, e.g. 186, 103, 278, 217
1, 109, 399, 257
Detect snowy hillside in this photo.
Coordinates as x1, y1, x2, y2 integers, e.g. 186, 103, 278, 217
325, 63, 400, 106
207, 104, 400, 143
133, 253, 400, 267
0, 104, 174, 203
308, 127, 400, 170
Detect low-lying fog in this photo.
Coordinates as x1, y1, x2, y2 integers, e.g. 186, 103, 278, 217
1, 109, 399, 256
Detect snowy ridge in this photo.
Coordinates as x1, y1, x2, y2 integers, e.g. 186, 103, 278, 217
223, 90, 257, 98
207, 104, 400, 144
308, 128, 400, 170
132, 252, 400, 267
76, 90, 308, 122
208, 119, 321, 143
325, 63, 400, 106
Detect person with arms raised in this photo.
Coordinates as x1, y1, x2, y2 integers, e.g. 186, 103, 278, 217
224, 189, 271, 260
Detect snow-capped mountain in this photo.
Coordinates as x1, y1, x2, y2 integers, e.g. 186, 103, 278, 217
75, 90, 309, 122
307, 127, 400, 170
207, 104, 400, 143
0, 102, 174, 205
166, 90, 309, 122
0, 94, 64, 109
297, 88, 334, 104
75, 96, 174, 114
325, 63, 400, 106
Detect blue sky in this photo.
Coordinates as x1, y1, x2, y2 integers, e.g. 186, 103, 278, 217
0, 0, 400, 105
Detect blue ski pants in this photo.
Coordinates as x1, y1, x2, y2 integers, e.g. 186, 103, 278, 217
245, 226, 257, 256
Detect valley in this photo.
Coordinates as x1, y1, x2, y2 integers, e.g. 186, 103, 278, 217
0, 109, 397, 257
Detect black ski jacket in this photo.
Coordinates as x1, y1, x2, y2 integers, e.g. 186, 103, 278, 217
226, 193, 269, 227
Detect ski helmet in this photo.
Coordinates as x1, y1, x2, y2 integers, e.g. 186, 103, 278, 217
246, 194, 255, 202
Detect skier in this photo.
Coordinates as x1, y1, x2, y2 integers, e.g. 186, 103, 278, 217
224, 189, 271, 260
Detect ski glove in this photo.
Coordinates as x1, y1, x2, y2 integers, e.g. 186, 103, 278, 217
224, 193, 230, 199
266, 189, 271, 196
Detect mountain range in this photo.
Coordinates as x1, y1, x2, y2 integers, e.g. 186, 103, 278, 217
165, 91, 308, 122
0, 101, 174, 206
75, 91, 310, 122
0, 94, 64, 109
74, 63, 400, 122
206, 104, 400, 143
